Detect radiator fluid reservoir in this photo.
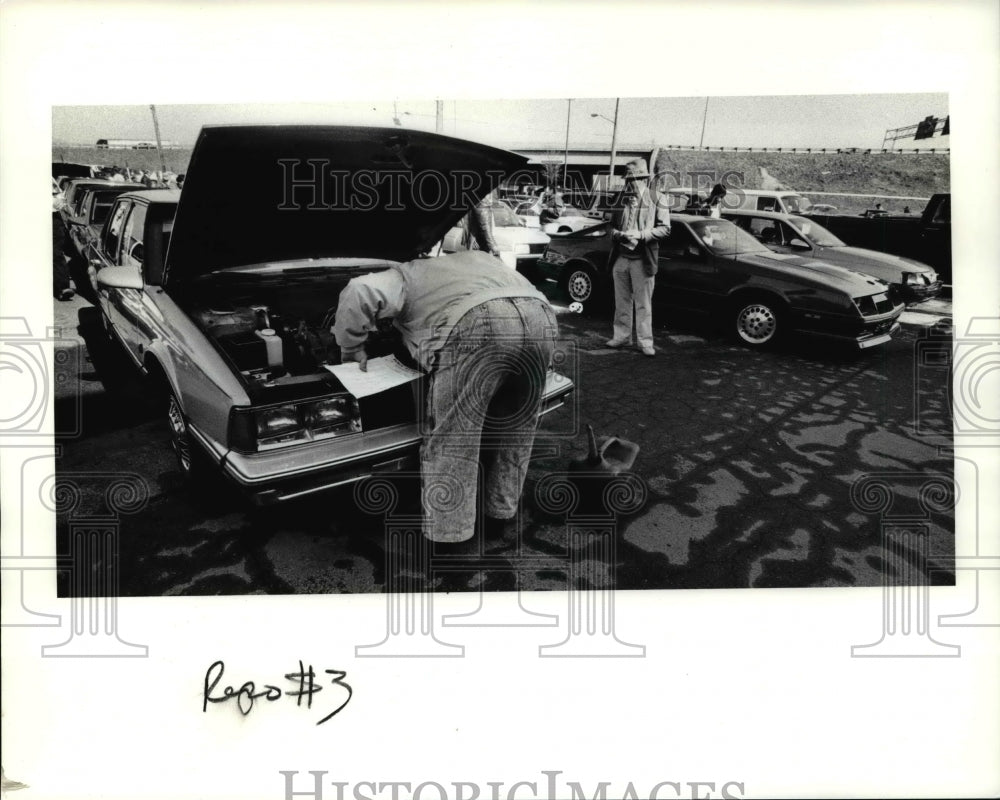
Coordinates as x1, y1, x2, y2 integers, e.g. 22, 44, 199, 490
255, 328, 283, 370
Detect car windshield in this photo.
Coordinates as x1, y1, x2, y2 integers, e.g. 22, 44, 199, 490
789, 216, 845, 247
489, 204, 524, 227
689, 219, 770, 256
781, 195, 811, 213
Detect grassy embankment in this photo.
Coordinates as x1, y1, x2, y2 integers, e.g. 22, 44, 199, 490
654, 150, 950, 214
54, 146, 950, 216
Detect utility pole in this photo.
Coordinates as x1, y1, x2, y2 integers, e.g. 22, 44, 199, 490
562, 98, 572, 191
149, 104, 167, 175
609, 97, 620, 190
698, 97, 709, 149
435, 100, 444, 134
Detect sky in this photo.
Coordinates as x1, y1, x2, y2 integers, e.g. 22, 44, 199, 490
52, 93, 950, 152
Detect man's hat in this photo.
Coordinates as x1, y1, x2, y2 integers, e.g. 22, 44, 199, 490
623, 158, 650, 181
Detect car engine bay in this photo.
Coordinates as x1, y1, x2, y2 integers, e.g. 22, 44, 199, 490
184, 270, 404, 390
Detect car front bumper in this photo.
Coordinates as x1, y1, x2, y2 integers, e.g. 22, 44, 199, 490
899, 280, 943, 304
791, 306, 903, 349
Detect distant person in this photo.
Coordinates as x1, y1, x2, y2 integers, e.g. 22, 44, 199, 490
539, 192, 565, 226
176, 173, 186, 190
52, 205, 74, 301
705, 183, 727, 218
903, 205, 911, 214
461, 193, 500, 257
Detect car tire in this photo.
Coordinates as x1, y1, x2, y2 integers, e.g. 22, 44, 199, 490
68, 256, 96, 304
731, 294, 785, 348
165, 388, 197, 478
563, 264, 597, 304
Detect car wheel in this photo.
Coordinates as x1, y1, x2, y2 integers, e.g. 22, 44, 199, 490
732, 295, 784, 348
162, 382, 234, 507
563, 264, 596, 304
165, 389, 198, 477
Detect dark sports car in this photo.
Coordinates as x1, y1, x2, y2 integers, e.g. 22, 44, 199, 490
536, 214, 904, 350
721, 208, 941, 304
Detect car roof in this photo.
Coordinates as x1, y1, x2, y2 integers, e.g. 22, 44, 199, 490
737, 189, 801, 196
672, 213, 726, 223
116, 188, 182, 204
721, 208, 795, 220
67, 178, 123, 188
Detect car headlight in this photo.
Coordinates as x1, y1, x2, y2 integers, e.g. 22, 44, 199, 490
512, 244, 530, 255
904, 272, 922, 285
229, 395, 362, 453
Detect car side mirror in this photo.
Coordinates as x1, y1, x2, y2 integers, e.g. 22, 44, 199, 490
687, 244, 702, 258
96, 265, 143, 290
789, 238, 810, 251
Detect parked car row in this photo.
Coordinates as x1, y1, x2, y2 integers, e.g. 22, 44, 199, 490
535, 214, 904, 350
76, 125, 944, 511
57, 177, 144, 298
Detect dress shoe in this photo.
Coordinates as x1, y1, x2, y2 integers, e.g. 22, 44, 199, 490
605, 338, 630, 348
640, 345, 656, 357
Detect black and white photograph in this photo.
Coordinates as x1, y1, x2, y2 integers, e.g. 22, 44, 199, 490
2, 3, 998, 800
48, 95, 956, 596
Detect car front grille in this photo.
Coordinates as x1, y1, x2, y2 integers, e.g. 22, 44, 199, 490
854, 294, 897, 316
528, 242, 547, 255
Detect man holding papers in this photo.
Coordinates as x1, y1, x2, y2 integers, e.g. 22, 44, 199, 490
333, 250, 558, 544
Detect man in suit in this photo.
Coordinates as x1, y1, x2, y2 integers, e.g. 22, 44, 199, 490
606, 158, 671, 356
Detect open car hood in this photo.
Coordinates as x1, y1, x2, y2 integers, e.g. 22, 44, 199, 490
163, 125, 527, 285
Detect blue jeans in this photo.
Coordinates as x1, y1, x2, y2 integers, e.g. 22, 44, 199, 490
421, 297, 557, 542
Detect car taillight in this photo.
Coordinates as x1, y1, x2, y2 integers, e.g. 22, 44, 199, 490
229, 395, 361, 453
304, 397, 356, 431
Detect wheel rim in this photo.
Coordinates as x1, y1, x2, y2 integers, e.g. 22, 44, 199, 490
736, 303, 778, 345
567, 269, 593, 302
166, 394, 192, 474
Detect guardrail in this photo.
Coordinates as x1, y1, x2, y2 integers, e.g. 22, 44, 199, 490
799, 191, 933, 201
659, 145, 949, 155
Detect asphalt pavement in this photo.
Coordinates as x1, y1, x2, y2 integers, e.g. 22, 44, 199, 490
50, 292, 955, 595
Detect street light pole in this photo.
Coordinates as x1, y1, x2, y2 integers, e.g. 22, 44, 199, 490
150, 104, 167, 175
698, 96, 709, 149
609, 98, 619, 190
562, 98, 572, 192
